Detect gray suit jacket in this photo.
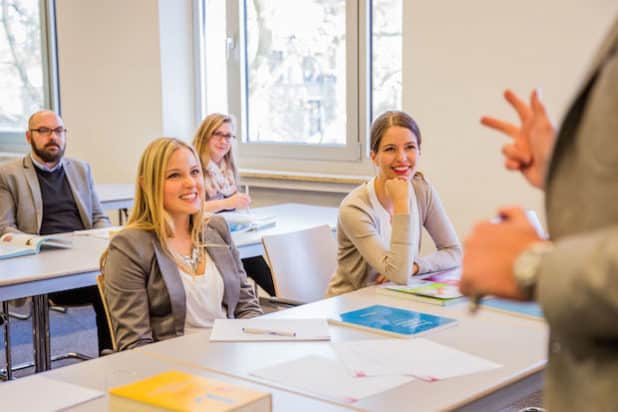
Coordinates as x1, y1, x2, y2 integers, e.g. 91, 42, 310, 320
103, 216, 262, 351
538, 18, 618, 411
0, 155, 110, 235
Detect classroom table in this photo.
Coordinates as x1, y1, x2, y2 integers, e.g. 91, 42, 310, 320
27, 348, 358, 411
230, 203, 338, 258
95, 183, 134, 224
0, 203, 337, 377
0, 235, 108, 377
138, 287, 548, 411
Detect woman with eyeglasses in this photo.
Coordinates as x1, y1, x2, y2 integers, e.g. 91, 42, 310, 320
101, 137, 262, 351
193, 113, 276, 297
327, 111, 462, 296
193, 113, 250, 212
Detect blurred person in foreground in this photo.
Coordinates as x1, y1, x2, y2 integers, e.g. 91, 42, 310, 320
460, 18, 618, 411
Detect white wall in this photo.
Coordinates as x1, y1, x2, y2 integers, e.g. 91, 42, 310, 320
55, 0, 195, 185
54, 1, 617, 239
402, 0, 617, 235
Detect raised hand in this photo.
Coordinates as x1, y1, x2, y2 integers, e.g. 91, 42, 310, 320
481, 89, 556, 189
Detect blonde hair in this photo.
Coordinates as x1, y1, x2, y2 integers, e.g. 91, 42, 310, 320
100, 137, 206, 269
192, 113, 238, 181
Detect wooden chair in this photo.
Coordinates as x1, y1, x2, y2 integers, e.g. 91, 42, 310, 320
95, 274, 117, 352
261, 225, 336, 305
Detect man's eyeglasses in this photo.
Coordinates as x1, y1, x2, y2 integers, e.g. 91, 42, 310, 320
30, 127, 67, 136
212, 132, 235, 141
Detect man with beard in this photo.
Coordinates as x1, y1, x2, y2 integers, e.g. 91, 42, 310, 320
0, 110, 112, 354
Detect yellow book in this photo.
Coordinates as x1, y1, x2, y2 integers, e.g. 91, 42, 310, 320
109, 370, 272, 412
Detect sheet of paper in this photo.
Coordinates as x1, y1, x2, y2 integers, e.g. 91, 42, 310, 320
332, 338, 501, 381
0, 375, 104, 411
210, 318, 331, 341
250, 355, 413, 403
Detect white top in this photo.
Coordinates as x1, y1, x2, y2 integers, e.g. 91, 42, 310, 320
179, 253, 227, 334
366, 178, 392, 248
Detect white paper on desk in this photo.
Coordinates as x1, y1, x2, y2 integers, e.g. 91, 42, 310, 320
250, 355, 413, 403
0, 375, 104, 411
210, 318, 331, 341
332, 338, 501, 380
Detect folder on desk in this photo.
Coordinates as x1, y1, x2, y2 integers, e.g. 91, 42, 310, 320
329, 304, 457, 338
109, 370, 272, 412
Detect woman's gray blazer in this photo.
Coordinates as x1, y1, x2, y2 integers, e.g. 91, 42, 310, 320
103, 216, 262, 351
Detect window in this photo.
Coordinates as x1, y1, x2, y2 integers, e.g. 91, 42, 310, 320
0, 0, 58, 152
197, 0, 401, 167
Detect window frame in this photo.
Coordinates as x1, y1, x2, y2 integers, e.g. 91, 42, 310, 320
0, 0, 60, 153
197, 0, 374, 165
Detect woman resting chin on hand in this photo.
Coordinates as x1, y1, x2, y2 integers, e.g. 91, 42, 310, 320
327, 111, 461, 297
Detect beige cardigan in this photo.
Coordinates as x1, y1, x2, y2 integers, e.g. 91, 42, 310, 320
327, 174, 461, 296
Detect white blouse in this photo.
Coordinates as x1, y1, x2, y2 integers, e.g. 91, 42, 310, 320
178, 252, 227, 334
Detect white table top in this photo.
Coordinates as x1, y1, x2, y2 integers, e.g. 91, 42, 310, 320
0, 235, 107, 301
33, 347, 358, 411
0, 203, 337, 299
139, 287, 548, 411
231, 203, 338, 256
95, 183, 134, 211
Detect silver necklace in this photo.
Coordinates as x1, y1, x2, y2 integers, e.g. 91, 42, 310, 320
178, 246, 199, 273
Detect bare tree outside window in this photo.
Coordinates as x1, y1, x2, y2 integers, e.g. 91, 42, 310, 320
372, 0, 402, 118
245, 0, 346, 145
201, 0, 402, 160
0, 0, 44, 133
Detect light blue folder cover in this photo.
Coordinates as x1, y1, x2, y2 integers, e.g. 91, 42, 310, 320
338, 304, 457, 336
481, 298, 544, 320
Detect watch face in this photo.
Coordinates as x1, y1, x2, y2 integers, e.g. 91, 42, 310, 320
514, 243, 553, 299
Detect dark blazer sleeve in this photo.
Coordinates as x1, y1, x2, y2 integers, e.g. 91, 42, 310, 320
207, 216, 263, 319
103, 230, 155, 351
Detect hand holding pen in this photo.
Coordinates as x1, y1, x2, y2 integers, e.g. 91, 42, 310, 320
460, 207, 545, 314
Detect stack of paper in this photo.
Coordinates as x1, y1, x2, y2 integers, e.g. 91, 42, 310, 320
218, 211, 276, 233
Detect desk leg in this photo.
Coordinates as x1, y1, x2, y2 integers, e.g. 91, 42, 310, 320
1, 301, 13, 380
32, 295, 51, 372
118, 208, 129, 225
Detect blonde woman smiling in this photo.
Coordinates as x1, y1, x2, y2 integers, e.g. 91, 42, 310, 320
101, 138, 261, 351
327, 111, 461, 296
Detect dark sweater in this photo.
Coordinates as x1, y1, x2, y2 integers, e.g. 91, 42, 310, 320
34, 165, 85, 235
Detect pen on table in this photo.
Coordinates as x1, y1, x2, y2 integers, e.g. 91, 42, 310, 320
468, 294, 483, 314
241, 327, 296, 337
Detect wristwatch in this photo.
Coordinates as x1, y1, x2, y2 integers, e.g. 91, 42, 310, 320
513, 242, 554, 300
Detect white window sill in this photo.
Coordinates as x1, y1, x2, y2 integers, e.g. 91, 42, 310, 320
239, 168, 370, 194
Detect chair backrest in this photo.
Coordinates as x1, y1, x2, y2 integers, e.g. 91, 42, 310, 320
95, 274, 117, 352
261, 225, 336, 304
